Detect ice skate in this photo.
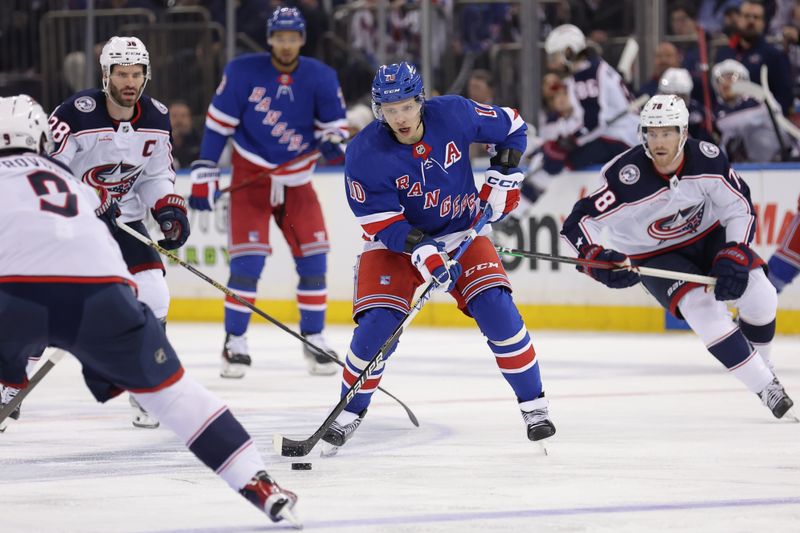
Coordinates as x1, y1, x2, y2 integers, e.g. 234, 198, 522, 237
129, 394, 159, 429
221, 333, 252, 379
239, 471, 301, 528
758, 378, 796, 420
320, 409, 366, 457
520, 393, 556, 453
0, 385, 21, 433
302, 332, 339, 376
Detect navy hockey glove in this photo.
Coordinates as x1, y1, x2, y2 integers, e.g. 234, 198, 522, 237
542, 135, 577, 161
188, 160, 221, 211
152, 194, 190, 250
710, 242, 760, 301
578, 244, 640, 288
411, 237, 462, 292
479, 165, 523, 223
319, 133, 345, 163
94, 187, 121, 233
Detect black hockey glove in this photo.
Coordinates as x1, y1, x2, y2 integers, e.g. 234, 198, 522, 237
710, 242, 760, 301
152, 194, 190, 250
94, 187, 121, 233
578, 244, 640, 289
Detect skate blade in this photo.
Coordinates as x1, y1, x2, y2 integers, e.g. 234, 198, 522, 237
0, 418, 11, 433
220, 363, 248, 379
278, 505, 303, 529
782, 409, 800, 423
537, 441, 549, 456
319, 441, 340, 458
306, 359, 338, 376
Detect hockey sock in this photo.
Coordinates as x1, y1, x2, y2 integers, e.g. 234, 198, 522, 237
739, 318, 776, 369
295, 254, 327, 335
469, 288, 542, 402
224, 255, 265, 336
340, 308, 404, 414
132, 375, 264, 491
767, 253, 799, 293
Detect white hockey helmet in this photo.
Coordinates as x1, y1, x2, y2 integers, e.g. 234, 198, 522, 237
99, 36, 151, 103
658, 67, 694, 97
639, 94, 689, 160
545, 24, 587, 56
711, 59, 749, 96
0, 94, 53, 154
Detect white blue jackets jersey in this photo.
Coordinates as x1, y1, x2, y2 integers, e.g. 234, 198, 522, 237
201, 53, 348, 186
566, 55, 639, 146
345, 95, 527, 252
0, 152, 133, 282
561, 139, 756, 259
714, 97, 790, 163
49, 89, 176, 223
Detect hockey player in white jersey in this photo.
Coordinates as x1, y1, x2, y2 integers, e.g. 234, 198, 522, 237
712, 59, 792, 162
561, 94, 795, 420
658, 67, 714, 143
521, 24, 640, 207
0, 95, 299, 527
48, 36, 190, 428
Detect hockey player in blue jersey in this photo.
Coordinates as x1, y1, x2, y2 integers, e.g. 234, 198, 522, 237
319, 62, 556, 454
561, 94, 795, 420
188, 6, 348, 379
47, 36, 190, 429
766, 196, 800, 293
0, 94, 299, 527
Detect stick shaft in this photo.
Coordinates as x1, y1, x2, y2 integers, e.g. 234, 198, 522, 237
0, 350, 66, 425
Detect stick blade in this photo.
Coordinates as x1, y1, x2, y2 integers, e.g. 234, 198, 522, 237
273, 433, 315, 457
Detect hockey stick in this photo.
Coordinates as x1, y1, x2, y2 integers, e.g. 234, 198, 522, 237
759, 65, 790, 161
0, 349, 67, 429
273, 208, 493, 457
616, 37, 639, 84
117, 223, 419, 427
217, 149, 321, 195
495, 246, 717, 286
696, 25, 715, 135
576, 93, 649, 147
731, 79, 800, 143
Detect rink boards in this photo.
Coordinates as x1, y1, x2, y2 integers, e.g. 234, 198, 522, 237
164, 164, 800, 333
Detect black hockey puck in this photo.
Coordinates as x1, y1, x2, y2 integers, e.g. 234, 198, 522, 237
291, 462, 312, 470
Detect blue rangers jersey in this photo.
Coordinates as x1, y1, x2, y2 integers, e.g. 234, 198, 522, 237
49, 89, 175, 223
561, 139, 756, 259
200, 53, 348, 185
345, 95, 526, 252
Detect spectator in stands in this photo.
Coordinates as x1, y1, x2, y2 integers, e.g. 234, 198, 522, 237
780, 2, 800, 109
465, 69, 495, 161
696, 0, 744, 36
638, 42, 683, 97
168, 100, 201, 170
721, 5, 742, 37
568, 0, 635, 44
716, 0, 794, 115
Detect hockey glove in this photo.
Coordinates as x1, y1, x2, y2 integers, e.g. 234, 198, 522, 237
411, 237, 462, 292
188, 160, 221, 211
542, 135, 577, 162
710, 242, 759, 301
152, 194, 190, 250
319, 133, 345, 163
578, 244, 640, 288
94, 187, 121, 233
479, 165, 523, 223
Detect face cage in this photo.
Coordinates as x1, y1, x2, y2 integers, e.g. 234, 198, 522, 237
372, 94, 425, 122
102, 63, 150, 107
640, 125, 688, 163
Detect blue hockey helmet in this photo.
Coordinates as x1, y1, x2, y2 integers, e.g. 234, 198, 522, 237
267, 7, 306, 40
371, 62, 425, 120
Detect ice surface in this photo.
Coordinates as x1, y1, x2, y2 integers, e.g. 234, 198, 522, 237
2, 324, 799, 532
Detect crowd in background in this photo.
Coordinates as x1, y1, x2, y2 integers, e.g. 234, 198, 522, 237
3, 0, 800, 165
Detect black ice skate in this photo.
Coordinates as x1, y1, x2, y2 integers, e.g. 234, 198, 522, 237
0, 385, 21, 432
302, 332, 339, 376
239, 471, 301, 528
320, 409, 367, 456
221, 333, 252, 379
520, 393, 556, 442
758, 378, 795, 419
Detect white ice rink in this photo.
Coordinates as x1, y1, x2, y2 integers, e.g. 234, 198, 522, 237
2, 323, 799, 532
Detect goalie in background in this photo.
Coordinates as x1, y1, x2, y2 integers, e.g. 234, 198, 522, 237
712, 59, 795, 163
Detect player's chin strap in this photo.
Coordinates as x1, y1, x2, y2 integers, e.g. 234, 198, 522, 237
273, 206, 494, 458
495, 245, 717, 286
116, 222, 419, 427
